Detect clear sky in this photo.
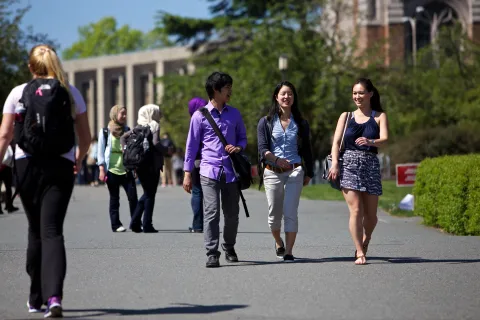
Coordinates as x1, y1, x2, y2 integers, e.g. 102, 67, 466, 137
15, 0, 211, 53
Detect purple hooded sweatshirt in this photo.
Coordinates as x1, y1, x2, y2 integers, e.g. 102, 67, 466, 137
188, 97, 208, 116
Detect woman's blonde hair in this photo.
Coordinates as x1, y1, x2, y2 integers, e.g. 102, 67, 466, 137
28, 44, 75, 117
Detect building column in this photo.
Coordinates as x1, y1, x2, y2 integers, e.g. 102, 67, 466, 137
155, 61, 164, 105
88, 79, 95, 135
96, 68, 105, 131
68, 71, 75, 87
126, 64, 135, 129
148, 71, 154, 104
118, 74, 125, 106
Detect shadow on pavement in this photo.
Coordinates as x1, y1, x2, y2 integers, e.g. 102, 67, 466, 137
64, 303, 248, 318
226, 256, 480, 266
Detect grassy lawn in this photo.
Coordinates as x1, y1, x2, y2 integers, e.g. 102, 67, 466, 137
253, 180, 415, 217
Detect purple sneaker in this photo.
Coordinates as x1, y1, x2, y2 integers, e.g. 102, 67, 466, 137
44, 296, 62, 318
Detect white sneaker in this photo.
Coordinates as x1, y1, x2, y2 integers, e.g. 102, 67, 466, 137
27, 301, 42, 313
115, 226, 126, 232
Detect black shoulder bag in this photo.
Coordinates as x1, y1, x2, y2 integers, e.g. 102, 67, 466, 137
199, 107, 251, 217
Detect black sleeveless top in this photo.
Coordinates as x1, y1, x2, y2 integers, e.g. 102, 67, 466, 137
344, 111, 380, 154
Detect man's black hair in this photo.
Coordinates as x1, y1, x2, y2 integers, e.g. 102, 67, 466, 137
205, 72, 233, 100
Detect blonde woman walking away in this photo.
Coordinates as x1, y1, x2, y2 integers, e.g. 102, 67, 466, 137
0, 44, 91, 317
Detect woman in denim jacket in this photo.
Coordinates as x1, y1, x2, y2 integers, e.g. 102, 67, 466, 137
257, 81, 314, 261
97, 105, 138, 232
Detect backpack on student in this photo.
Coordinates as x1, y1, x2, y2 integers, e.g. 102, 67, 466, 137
122, 125, 152, 171
14, 78, 75, 159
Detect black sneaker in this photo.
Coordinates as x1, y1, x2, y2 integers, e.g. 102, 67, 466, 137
206, 255, 220, 268
275, 239, 285, 258
283, 254, 295, 262
221, 244, 239, 262
6, 206, 19, 213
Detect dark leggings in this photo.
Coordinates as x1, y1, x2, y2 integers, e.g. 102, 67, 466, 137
130, 166, 160, 229
106, 171, 138, 231
16, 157, 74, 306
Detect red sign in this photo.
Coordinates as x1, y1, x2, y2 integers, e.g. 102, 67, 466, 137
396, 163, 420, 187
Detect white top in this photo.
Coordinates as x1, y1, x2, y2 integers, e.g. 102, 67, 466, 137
2, 83, 87, 162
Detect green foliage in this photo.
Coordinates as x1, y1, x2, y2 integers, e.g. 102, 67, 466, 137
0, 0, 58, 106
159, 0, 358, 160
63, 17, 171, 60
299, 180, 414, 217
413, 154, 480, 235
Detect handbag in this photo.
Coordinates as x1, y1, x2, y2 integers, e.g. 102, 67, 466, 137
322, 112, 352, 190
2, 145, 13, 167
199, 107, 251, 217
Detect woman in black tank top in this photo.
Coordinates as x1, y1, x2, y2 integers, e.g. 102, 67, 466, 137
328, 78, 389, 265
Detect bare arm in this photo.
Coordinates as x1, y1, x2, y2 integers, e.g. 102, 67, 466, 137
75, 112, 91, 164
0, 114, 15, 162
375, 112, 389, 147
331, 112, 348, 164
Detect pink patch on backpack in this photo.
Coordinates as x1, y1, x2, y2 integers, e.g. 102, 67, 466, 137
35, 88, 43, 96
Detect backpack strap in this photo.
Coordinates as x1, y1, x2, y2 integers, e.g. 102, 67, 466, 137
102, 128, 109, 154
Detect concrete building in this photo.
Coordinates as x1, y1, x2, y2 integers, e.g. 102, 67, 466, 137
64, 0, 479, 135
63, 46, 194, 135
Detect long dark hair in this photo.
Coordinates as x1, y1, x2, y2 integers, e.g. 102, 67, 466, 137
267, 81, 304, 128
353, 78, 384, 112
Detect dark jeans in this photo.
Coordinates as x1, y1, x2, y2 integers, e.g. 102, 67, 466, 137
16, 157, 74, 306
0, 166, 14, 209
106, 171, 138, 231
130, 167, 160, 230
191, 167, 203, 231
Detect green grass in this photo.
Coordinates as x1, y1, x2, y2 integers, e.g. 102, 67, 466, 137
252, 180, 415, 217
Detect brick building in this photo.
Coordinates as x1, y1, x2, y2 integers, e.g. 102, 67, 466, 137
331, 0, 480, 65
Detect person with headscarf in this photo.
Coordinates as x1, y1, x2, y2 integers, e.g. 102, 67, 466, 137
187, 97, 207, 233
122, 104, 163, 233
97, 105, 138, 233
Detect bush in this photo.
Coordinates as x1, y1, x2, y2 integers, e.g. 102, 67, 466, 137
388, 123, 480, 166
414, 154, 480, 235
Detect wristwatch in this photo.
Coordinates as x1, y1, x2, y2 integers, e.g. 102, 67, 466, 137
370, 139, 376, 145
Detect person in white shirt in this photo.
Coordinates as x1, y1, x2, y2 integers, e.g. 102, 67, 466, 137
0, 44, 91, 317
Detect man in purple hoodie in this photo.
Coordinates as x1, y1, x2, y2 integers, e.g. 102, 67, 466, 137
183, 72, 247, 268
187, 97, 208, 233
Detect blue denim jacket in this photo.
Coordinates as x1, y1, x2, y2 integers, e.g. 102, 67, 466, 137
96, 126, 129, 171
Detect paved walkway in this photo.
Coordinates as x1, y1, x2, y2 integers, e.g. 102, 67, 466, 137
0, 185, 479, 320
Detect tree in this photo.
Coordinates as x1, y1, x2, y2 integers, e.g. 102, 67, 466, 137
62, 17, 172, 60
158, 1, 480, 166
0, 0, 58, 108
158, 0, 362, 160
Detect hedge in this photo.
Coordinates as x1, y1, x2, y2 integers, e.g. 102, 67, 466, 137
413, 154, 480, 235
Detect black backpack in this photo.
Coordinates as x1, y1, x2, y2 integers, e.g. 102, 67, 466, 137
122, 125, 152, 170
14, 78, 75, 159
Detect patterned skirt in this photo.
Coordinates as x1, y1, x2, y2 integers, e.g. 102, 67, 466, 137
340, 149, 382, 196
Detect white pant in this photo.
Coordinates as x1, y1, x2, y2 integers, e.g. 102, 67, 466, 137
263, 166, 304, 232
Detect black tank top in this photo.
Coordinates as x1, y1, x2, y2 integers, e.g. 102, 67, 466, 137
344, 111, 380, 154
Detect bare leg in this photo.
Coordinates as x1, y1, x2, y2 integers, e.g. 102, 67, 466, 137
343, 189, 366, 265
271, 229, 283, 248
361, 193, 379, 254
285, 232, 297, 255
